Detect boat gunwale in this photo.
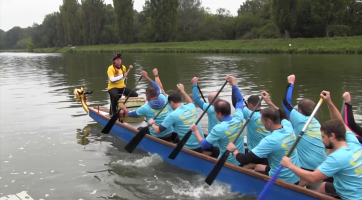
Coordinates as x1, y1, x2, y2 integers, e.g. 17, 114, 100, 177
90, 106, 336, 200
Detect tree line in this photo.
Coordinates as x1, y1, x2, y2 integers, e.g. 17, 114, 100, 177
1, 0, 362, 49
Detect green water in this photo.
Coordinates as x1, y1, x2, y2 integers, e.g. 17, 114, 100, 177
1, 52, 361, 199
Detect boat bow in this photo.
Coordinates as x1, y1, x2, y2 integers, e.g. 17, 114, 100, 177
73, 87, 93, 114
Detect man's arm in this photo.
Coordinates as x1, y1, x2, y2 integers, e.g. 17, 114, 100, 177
343, 92, 362, 137
288, 163, 327, 183
191, 77, 206, 109
190, 124, 213, 149
321, 91, 351, 131
282, 75, 295, 118
149, 113, 173, 134
177, 83, 193, 104
227, 76, 244, 110
227, 143, 262, 166
153, 68, 167, 96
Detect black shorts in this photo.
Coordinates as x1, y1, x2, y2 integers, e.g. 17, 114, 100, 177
325, 182, 341, 199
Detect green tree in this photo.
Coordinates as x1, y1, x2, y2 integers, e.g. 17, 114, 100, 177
26, 42, 34, 52
311, 0, 350, 37
42, 12, 58, 47
82, 0, 105, 45
100, 4, 118, 44
150, 0, 179, 42
113, 0, 134, 43
62, 0, 81, 45
271, 0, 297, 38
177, 0, 202, 41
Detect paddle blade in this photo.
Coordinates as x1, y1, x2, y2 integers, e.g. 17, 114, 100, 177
257, 165, 283, 200
168, 130, 192, 159
101, 111, 119, 134
124, 127, 149, 153
205, 150, 230, 185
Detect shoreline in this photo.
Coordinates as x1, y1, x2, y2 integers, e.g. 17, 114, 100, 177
2, 37, 362, 54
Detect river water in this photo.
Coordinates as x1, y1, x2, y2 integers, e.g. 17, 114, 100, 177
1, 52, 361, 200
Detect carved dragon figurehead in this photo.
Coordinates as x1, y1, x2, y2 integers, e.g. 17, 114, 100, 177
73, 87, 93, 114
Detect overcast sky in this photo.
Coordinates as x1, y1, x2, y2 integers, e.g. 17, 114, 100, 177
0, 0, 244, 32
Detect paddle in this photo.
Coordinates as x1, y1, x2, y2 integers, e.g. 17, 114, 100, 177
244, 99, 249, 108
257, 98, 324, 200
204, 97, 263, 185
340, 100, 345, 117
124, 95, 172, 153
168, 80, 228, 160
101, 76, 143, 134
197, 84, 207, 103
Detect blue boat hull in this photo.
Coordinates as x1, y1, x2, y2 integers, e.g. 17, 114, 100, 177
89, 107, 333, 200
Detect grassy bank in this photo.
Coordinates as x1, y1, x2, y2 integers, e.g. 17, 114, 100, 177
3, 37, 362, 54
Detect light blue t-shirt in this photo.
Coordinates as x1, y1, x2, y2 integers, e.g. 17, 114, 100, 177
242, 109, 270, 151
164, 94, 174, 113
206, 108, 245, 165
202, 103, 220, 134
252, 120, 300, 184
346, 131, 361, 147
161, 103, 204, 150
136, 94, 173, 138
289, 109, 326, 170
317, 144, 362, 200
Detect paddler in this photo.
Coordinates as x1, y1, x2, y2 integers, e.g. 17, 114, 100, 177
227, 91, 301, 185
281, 74, 326, 190
148, 89, 205, 153
190, 76, 246, 166
119, 71, 179, 143
281, 91, 362, 200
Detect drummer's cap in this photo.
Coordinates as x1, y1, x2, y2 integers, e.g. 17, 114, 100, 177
113, 53, 122, 61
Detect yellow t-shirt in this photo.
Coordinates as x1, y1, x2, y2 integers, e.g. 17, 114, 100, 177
107, 64, 126, 90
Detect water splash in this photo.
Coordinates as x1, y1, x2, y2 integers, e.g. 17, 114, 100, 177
115, 154, 163, 168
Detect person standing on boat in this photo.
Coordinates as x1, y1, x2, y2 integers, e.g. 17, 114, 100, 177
281, 74, 326, 189
107, 53, 138, 116
119, 71, 178, 142
281, 92, 362, 200
190, 76, 245, 166
148, 89, 205, 153
343, 92, 362, 144
227, 92, 301, 185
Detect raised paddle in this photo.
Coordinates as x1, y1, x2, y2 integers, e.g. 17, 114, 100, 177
168, 79, 228, 160
257, 98, 324, 200
204, 96, 263, 185
340, 100, 345, 117
197, 84, 207, 103
101, 76, 143, 134
124, 92, 174, 153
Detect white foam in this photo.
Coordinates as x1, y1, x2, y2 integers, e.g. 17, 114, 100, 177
167, 177, 236, 199
116, 154, 163, 168
90, 190, 97, 194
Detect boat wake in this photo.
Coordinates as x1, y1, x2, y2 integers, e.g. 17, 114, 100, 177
143, 175, 241, 199
114, 153, 163, 168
